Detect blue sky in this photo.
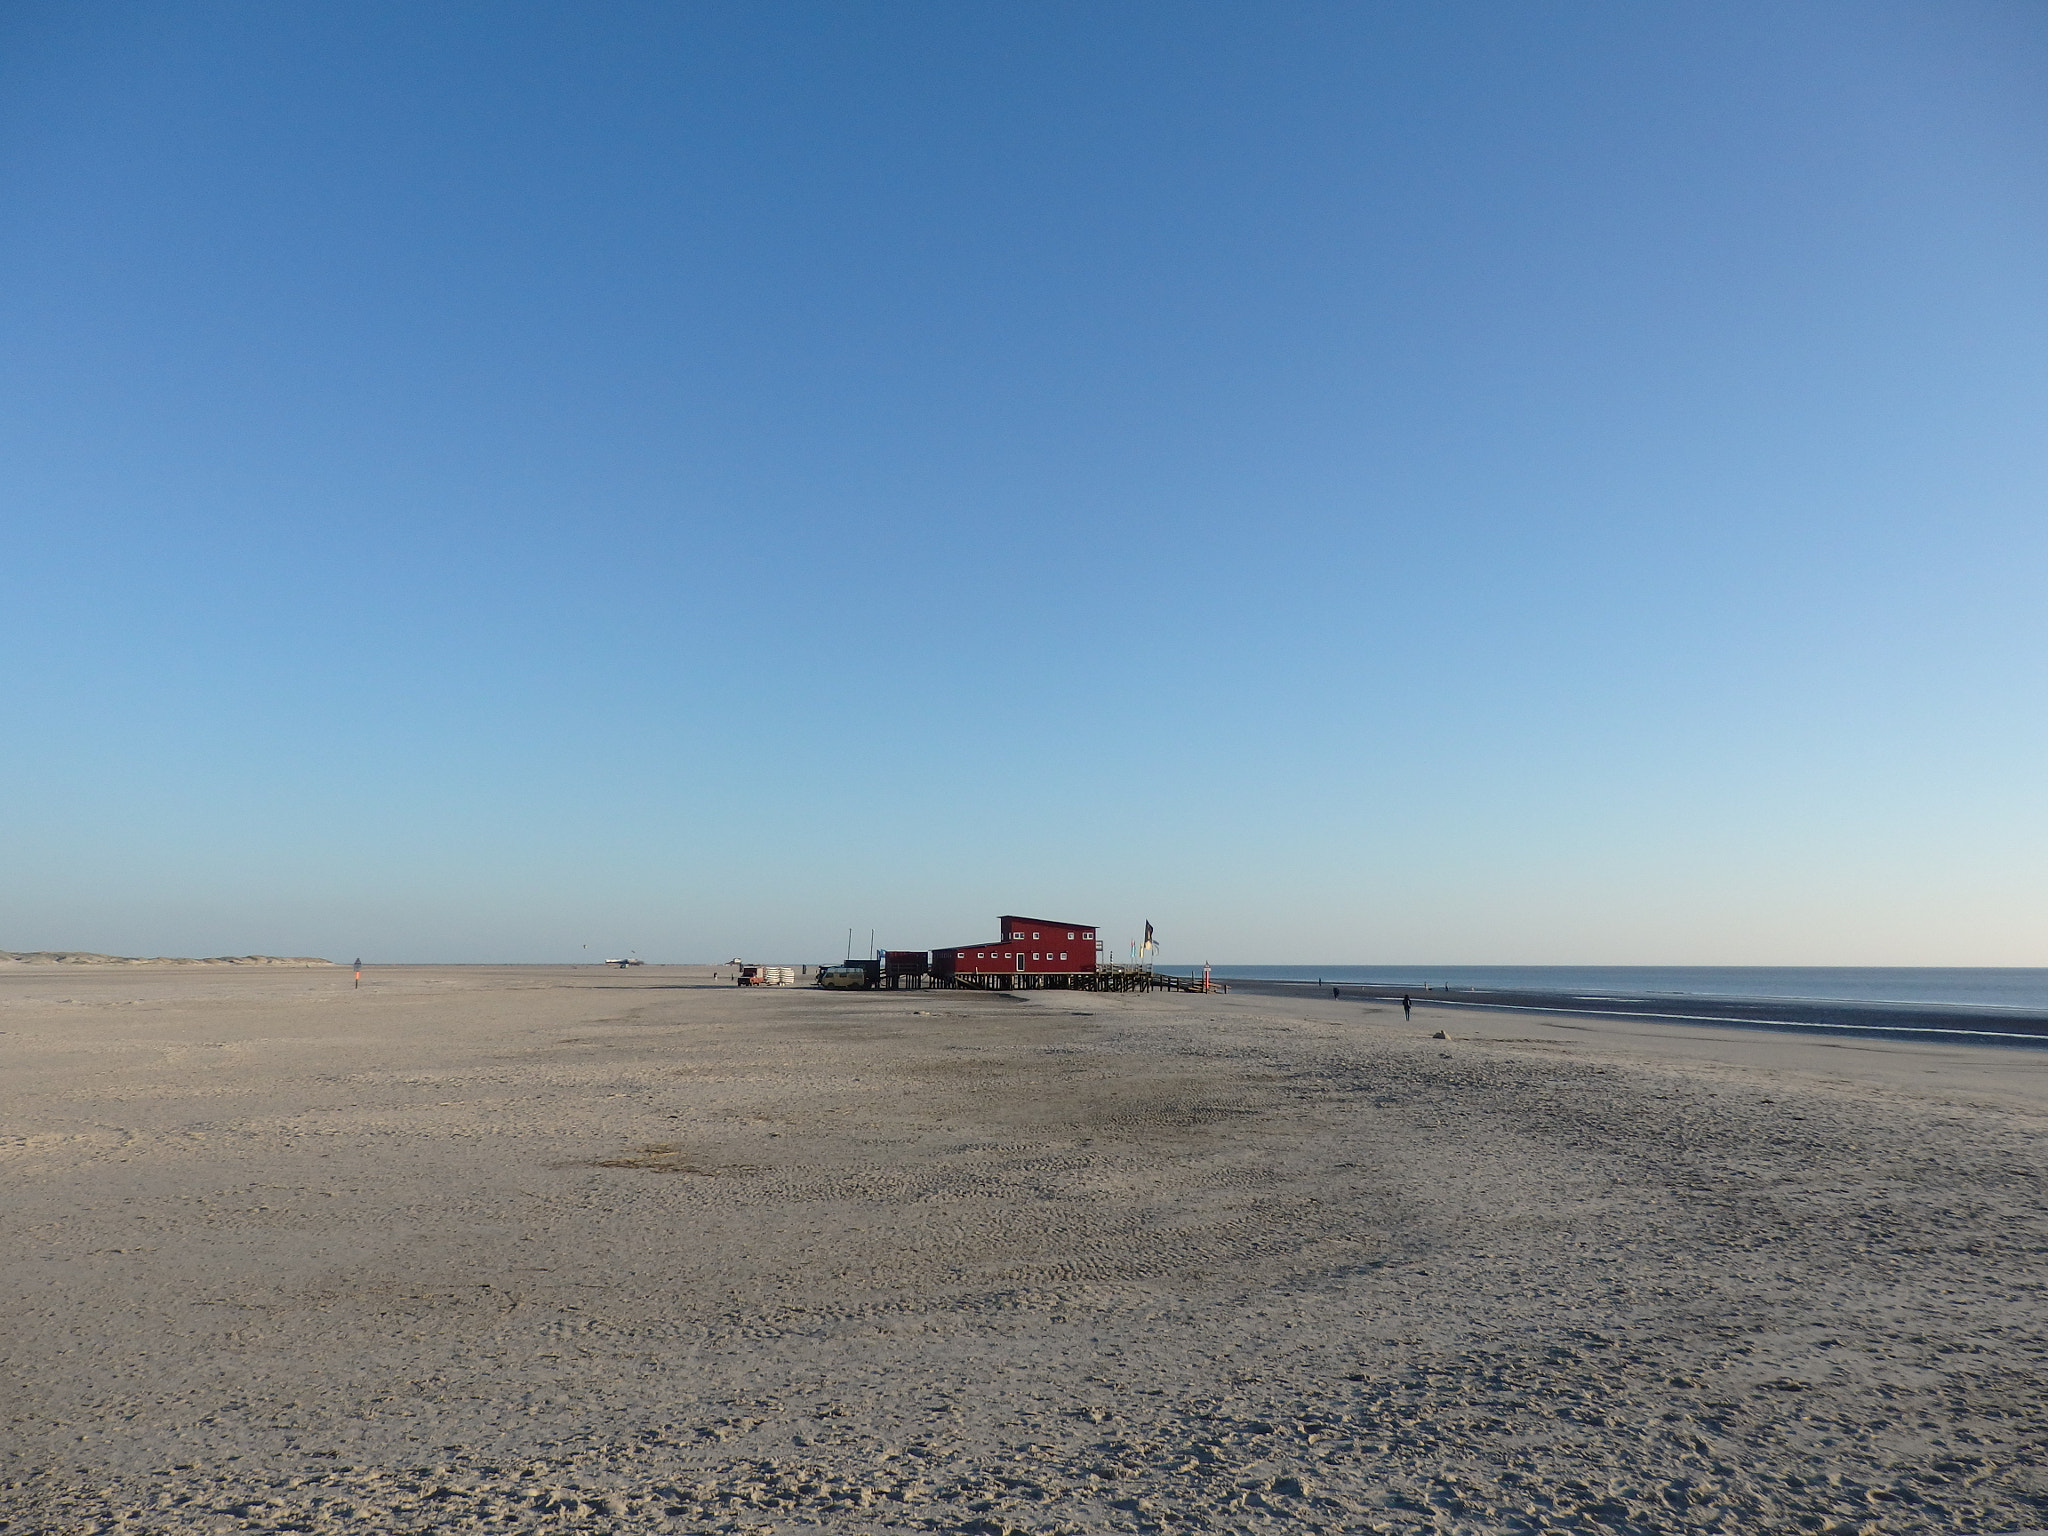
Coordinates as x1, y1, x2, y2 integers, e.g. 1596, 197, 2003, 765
3, 2, 2044, 964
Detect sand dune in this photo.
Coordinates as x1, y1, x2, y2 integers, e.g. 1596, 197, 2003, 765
4, 964, 2046, 1534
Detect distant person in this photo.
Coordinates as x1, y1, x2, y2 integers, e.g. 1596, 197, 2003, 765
1401, 993, 1411, 1021
1332, 987, 1339, 999
353, 958, 361, 990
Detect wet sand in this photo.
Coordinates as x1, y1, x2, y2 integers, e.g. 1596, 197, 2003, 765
1223, 976, 2048, 1047
5, 964, 2047, 1534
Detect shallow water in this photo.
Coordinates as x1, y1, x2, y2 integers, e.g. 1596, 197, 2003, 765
1153, 965, 2048, 1012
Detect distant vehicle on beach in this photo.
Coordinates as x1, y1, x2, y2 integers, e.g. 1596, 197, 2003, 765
816, 964, 875, 990
603, 958, 643, 968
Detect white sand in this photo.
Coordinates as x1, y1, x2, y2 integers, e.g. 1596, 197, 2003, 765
5, 964, 2047, 1534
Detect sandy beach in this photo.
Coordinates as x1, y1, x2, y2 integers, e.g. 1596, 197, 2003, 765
5, 965, 2047, 1535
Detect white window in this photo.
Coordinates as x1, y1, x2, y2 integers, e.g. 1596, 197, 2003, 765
1067, 932, 1074, 939
1060, 951, 1068, 960
1031, 952, 1039, 960
1032, 932, 1040, 940
1084, 931, 1093, 938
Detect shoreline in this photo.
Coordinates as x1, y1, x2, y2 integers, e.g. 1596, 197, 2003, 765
1199, 974, 2048, 1043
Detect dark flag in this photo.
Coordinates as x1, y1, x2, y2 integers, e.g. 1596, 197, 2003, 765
1143, 921, 1156, 953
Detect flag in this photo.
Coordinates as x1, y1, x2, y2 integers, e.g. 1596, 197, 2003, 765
1142, 921, 1156, 954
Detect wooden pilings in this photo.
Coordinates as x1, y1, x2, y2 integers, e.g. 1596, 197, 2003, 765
930, 968, 1216, 994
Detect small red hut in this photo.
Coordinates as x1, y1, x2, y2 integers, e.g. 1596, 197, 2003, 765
928, 914, 1100, 987
883, 950, 929, 988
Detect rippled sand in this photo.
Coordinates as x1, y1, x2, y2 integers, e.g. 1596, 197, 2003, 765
6, 964, 2047, 1534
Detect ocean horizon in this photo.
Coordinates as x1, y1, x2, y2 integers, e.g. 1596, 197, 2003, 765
1148, 965, 2048, 1013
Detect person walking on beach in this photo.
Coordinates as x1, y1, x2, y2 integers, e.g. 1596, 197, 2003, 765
1401, 993, 1411, 1021
353, 958, 362, 990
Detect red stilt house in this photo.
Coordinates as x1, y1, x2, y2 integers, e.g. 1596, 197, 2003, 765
928, 915, 1100, 987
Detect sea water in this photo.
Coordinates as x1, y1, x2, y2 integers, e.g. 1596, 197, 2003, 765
1152, 966, 2048, 1013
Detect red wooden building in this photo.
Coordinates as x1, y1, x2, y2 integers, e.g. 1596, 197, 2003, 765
928, 914, 1100, 987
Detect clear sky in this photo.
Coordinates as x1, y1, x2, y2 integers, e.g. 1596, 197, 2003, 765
3, 2, 2045, 965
